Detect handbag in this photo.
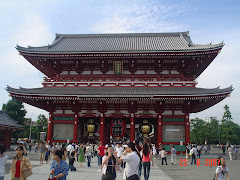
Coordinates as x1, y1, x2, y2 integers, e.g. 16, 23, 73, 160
22, 169, 32, 178
48, 174, 57, 180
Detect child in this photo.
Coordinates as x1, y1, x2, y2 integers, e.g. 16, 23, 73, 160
69, 151, 76, 171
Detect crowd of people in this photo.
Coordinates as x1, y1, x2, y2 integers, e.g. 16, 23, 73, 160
0, 141, 238, 180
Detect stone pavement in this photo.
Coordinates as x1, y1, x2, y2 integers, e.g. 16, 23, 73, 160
4, 156, 172, 180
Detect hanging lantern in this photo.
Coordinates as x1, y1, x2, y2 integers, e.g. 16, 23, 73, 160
110, 119, 126, 138
85, 119, 98, 137
138, 120, 152, 138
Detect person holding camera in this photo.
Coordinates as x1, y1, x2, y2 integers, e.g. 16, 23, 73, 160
120, 142, 140, 180
101, 147, 120, 180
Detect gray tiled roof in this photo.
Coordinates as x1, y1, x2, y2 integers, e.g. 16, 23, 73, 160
16, 31, 224, 53
7, 86, 233, 98
0, 111, 24, 128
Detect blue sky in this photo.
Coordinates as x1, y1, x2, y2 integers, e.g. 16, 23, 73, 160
0, 0, 240, 124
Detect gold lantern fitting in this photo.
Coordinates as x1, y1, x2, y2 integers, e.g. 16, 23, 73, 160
85, 119, 98, 137
139, 120, 152, 138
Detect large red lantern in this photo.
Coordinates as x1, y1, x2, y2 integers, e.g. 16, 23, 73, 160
110, 119, 126, 138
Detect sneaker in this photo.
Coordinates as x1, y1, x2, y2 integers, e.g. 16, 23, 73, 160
98, 169, 101, 172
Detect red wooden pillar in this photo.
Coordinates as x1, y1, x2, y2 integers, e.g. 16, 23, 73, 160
130, 114, 135, 142
157, 114, 162, 148
73, 114, 79, 143
47, 113, 53, 144
185, 113, 190, 144
100, 114, 105, 145
4, 129, 11, 148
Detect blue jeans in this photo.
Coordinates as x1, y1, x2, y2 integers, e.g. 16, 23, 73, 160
87, 156, 91, 167
191, 154, 196, 164
138, 161, 142, 178
142, 161, 150, 180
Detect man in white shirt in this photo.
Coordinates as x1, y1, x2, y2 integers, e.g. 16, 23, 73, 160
171, 146, 177, 165
120, 142, 140, 179
115, 143, 124, 167
85, 143, 93, 167
66, 143, 74, 158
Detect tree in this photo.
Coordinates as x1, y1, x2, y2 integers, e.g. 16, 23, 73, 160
36, 114, 48, 132
2, 98, 27, 125
2, 98, 27, 138
190, 118, 206, 144
221, 105, 232, 123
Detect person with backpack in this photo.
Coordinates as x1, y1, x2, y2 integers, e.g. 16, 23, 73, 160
214, 156, 229, 180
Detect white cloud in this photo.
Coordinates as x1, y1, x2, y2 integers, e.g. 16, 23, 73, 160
91, 1, 187, 33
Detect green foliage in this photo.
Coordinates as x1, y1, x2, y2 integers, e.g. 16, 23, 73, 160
191, 105, 240, 144
222, 105, 232, 123
36, 114, 48, 132
2, 98, 27, 138
2, 98, 27, 125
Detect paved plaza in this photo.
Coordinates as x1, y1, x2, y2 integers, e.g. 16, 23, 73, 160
3, 146, 240, 180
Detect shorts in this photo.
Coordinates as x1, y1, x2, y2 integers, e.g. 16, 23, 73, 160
39, 153, 44, 159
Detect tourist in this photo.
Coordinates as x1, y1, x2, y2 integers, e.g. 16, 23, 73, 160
222, 144, 226, 155
78, 144, 85, 167
227, 146, 233, 160
69, 151, 76, 171
185, 145, 190, 165
160, 147, 168, 165
10, 146, 32, 180
50, 150, 69, 180
45, 143, 51, 164
190, 145, 197, 165
152, 144, 157, 159
115, 143, 123, 168
0, 144, 9, 180
97, 142, 106, 171
234, 146, 239, 160
35, 142, 39, 153
61, 144, 67, 161
214, 156, 229, 180
142, 143, 154, 180
204, 144, 208, 154
120, 142, 140, 180
66, 143, 74, 159
134, 140, 142, 178
50, 142, 58, 162
38, 142, 46, 164
75, 143, 79, 162
85, 143, 93, 167
101, 147, 120, 180
171, 146, 177, 165
28, 142, 32, 152
197, 144, 202, 158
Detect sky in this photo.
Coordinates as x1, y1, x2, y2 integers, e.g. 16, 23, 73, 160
0, 0, 240, 124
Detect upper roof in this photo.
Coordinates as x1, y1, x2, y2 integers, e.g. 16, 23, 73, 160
7, 86, 233, 98
16, 31, 224, 53
0, 110, 24, 129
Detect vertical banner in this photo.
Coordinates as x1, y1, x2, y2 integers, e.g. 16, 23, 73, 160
113, 61, 123, 75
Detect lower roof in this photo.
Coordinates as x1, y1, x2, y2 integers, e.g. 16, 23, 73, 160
7, 86, 233, 98
0, 111, 24, 129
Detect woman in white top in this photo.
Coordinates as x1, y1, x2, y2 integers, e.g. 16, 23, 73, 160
215, 156, 229, 180
0, 144, 9, 180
